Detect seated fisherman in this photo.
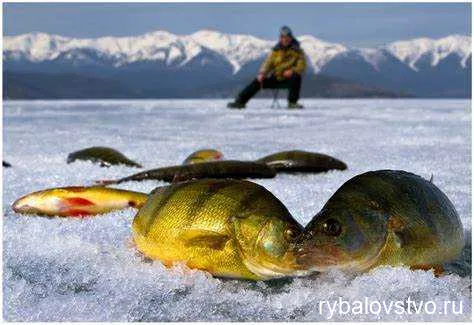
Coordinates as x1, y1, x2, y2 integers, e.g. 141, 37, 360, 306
228, 26, 306, 109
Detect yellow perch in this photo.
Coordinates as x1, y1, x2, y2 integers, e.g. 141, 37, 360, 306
12, 186, 148, 217
182, 149, 224, 165
132, 179, 310, 280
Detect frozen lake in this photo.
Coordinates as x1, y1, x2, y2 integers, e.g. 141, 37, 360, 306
3, 99, 471, 321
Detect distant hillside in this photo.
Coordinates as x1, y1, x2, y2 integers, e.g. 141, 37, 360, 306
4, 71, 404, 99
4, 72, 137, 99
4, 30, 471, 99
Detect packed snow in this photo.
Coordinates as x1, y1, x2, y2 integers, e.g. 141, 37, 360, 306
3, 99, 471, 321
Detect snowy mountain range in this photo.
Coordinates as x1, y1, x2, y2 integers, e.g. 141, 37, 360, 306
4, 30, 472, 98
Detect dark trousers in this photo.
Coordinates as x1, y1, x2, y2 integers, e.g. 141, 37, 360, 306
236, 74, 302, 104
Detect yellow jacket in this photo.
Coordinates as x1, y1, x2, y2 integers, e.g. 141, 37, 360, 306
259, 41, 307, 80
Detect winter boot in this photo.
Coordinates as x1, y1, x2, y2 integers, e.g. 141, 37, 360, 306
288, 102, 304, 109
227, 101, 246, 109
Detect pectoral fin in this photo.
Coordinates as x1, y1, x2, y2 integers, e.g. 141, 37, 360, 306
180, 229, 230, 250
411, 264, 444, 277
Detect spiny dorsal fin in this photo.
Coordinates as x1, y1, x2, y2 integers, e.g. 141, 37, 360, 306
429, 174, 434, 183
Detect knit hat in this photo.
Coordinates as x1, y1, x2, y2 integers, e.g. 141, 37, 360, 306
279, 26, 293, 37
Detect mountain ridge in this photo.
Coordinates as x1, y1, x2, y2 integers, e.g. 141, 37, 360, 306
4, 30, 471, 99
5, 30, 470, 73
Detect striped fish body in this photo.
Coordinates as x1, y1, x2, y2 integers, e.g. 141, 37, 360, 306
182, 149, 224, 165
104, 160, 276, 184
132, 179, 307, 280
12, 186, 148, 217
257, 150, 347, 173
67, 146, 142, 168
296, 170, 464, 272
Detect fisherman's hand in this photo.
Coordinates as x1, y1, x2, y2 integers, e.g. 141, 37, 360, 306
257, 73, 265, 83
283, 69, 293, 79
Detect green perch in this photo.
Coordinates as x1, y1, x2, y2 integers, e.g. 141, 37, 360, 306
98, 160, 277, 185
295, 170, 464, 274
257, 150, 347, 173
67, 146, 142, 168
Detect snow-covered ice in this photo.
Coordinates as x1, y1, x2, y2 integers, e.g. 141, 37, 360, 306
3, 99, 471, 321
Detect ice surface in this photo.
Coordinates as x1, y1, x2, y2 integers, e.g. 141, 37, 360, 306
3, 99, 471, 321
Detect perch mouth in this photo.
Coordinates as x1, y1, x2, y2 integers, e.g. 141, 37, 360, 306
293, 238, 344, 272
12, 199, 35, 213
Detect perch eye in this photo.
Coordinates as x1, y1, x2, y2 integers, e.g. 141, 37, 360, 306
284, 227, 298, 240
322, 218, 342, 237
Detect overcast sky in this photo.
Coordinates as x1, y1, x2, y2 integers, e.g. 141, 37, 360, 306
4, 2, 471, 47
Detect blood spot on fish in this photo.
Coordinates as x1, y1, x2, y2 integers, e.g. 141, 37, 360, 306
64, 197, 95, 206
